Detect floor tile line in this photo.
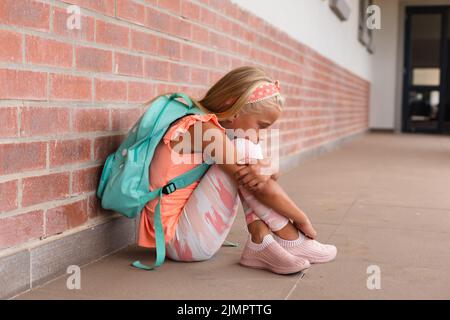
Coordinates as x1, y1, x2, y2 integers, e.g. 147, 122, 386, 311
331, 222, 450, 235
354, 201, 450, 212
284, 270, 307, 300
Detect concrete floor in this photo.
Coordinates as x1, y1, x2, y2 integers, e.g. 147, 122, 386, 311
16, 133, 450, 300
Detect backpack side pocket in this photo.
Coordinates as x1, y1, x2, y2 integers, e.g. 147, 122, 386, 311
97, 153, 115, 199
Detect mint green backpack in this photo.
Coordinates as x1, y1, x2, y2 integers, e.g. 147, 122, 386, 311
96, 93, 210, 270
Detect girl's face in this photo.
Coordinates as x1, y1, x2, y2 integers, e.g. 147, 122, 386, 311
220, 106, 281, 141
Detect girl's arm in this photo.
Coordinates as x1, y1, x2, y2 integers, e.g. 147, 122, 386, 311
175, 121, 315, 237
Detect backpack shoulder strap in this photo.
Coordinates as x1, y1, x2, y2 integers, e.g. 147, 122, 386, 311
132, 162, 211, 270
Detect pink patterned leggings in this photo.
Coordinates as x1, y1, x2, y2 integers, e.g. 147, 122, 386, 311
166, 139, 290, 262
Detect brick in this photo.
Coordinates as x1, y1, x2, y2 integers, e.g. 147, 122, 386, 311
72, 166, 101, 194
0, 30, 22, 62
0, 69, 47, 100
53, 6, 95, 41
0, 211, 44, 250
200, 7, 216, 28
128, 81, 153, 103
145, 7, 171, 32
0, 180, 18, 212
169, 16, 192, 40
210, 32, 229, 51
49, 138, 91, 167
50, 73, 92, 101
76, 46, 112, 73
96, 20, 129, 48
87, 194, 111, 219
192, 24, 209, 44
94, 135, 124, 161
72, 108, 109, 133
114, 53, 143, 77
224, 1, 239, 18
208, 0, 229, 14
0, 0, 50, 31
46, 200, 88, 236
95, 79, 127, 102
208, 70, 223, 84
236, 41, 250, 56
217, 54, 231, 69
144, 58, 170, 81
66, 0, 115, 16
111, 108, 142, 131
169, 63, 190, 83
201, 51, 216, 67
25, 35, 73, 68
0, 142, 46, 175
181, 1, 200, 20
158, 37, 181, 60
191, 68, 208, 85
22, 173, 70, 207
130, 30, 158, 54
117, 0, 146, 25
181, 44, 201, 64
0, 107, 18, 138
158, 0, 181, 14
154, 83, 179, 96
231, 23, 244, 40
216, 16, 233, 34
188, 87, 205, 100
235, 7, 250, 25
20, 107, 70, 137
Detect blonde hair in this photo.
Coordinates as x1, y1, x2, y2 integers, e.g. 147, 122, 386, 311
144, 66, 285, 121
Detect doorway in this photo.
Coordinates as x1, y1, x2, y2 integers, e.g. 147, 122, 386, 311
402, 6, 450, 134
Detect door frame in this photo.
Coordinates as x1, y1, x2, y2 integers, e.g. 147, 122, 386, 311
402, 5, 449, 133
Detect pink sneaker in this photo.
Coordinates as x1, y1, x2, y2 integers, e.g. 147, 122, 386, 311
274, 232, 337, 264
239, 234, 310, 275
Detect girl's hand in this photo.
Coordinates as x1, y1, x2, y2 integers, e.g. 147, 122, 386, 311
235, 159, 273, 192
295, 220, 317, 239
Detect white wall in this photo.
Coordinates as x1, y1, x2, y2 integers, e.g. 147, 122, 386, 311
371, 0, 450, 130
370, 0, 400, 129
230, 0, 373, 81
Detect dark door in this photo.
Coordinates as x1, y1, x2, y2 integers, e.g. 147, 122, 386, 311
402, 6, 450, 134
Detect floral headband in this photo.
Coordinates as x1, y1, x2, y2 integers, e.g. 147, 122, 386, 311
221, 80, 282, 109
245, 80, 281, 104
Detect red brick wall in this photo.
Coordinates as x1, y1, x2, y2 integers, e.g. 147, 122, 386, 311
0, 0, 370, 251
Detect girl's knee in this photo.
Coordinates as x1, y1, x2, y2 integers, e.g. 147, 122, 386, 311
193, 251, 216, 262
166, 241, 218, 262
